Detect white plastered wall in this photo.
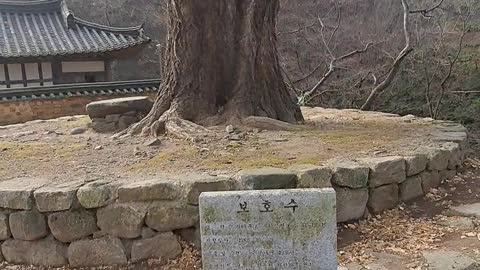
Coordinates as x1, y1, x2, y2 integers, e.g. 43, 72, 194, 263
8, 64, 23, 88
61, 61, 105, 73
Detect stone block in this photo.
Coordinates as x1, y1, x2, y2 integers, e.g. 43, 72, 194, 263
235, 168, 297, 190
131, 232, 182, 263
2, 236, 68, 267
86, 96, 153, 118
105, 114, 121, 123
185, 175, 233, 205
121, 238, 133, 259
48, 209, 98, 243
439, 217, 475, 230
91, 117, 106, 123
440, 170, 457, 182
146, 203, 198, 232
141, 226, 156, 239
118, 115, 139, 130
360, 156, 406, 188
178, 227, 201, 248
448, 203, 480, 218
0, 178, 49, 210
0, 214, 10, 240
68, 237, 127, 267
426, 147, 450, 171
443, 142, 463, 170
97, 203, 148, 239
77, 181, 120, 209
91, 122, 117, 133
34, 181, 83, 212
405, 154, 428, 176
118, 179, 182, 203
289, 164, 333, 188
335, 187, 368, 223
9, 209, 48, 241
329, 160, 369, 189
123, 111, 138, 117
432, 131, 468, 148
399, 175, 424, 202
199, 189, 337, 270
421, 171, 441, 193
368, 184, 399, 214
422, 250, 478, 270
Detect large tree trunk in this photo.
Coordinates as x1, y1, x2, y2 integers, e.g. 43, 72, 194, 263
122, 0, 303, 137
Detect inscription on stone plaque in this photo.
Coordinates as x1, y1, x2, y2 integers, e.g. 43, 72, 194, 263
199, 188, 337, 270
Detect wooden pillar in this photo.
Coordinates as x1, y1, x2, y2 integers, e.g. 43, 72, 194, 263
105, 60, 112, 81
3, 64, 10, 88
20, 63, 27, 87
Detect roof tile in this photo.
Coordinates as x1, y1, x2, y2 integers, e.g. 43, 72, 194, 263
0, 0, 150, 59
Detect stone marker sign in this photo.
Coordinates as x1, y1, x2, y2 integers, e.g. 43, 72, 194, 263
199, 188, 337, 270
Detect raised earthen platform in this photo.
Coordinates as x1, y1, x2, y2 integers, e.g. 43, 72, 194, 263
0, 107, 469, 267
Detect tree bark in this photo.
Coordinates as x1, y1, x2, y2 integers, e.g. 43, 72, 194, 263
123, 0, 303, 137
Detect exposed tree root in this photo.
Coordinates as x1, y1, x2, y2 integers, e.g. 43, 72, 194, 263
165, 116, 212, 140
241, 116, 302, 131
114, 114, 299, 141
114, 108, 212, 142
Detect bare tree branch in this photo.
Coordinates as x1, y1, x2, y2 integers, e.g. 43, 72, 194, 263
327, 3, 342, 48
318, 17, 335, 58
293, 62, 324, 84
277, 22, 316, 37
410, 0, 444, 17
304, 42, 373, 98
433, 16, 468, 118
451, 91, 480, 94
361, 0, 413, 111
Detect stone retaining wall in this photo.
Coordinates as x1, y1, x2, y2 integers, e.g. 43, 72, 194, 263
0, 120, 468, 267
0, 92, 156, 126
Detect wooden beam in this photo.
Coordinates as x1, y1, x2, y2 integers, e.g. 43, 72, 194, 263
21, 63, 27, 87
0, 78, 53, 85
4, 64, 10, 88
38, 62, 44, 86
451, 91, 480, 94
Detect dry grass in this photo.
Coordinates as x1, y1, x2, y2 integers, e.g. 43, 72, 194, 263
59, 115, 91, 129
0, 108, 436, 182
128, 122, 420, 175
0, 141, 87, 160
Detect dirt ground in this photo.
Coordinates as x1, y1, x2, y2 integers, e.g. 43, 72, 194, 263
0, 107, 437, 184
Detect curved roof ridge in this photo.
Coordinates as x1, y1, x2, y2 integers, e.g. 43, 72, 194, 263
0, 0, 59, 5
0, 0, 62, 12
74, 17, 145, 36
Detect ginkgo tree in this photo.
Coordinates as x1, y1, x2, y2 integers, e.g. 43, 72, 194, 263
120, 0, 304, 138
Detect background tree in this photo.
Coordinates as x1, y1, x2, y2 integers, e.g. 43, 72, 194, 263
120, 0, 303, 138
278, 0, 479, 118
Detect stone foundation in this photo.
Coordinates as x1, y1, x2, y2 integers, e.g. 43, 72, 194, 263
86, 96, 154, 132
0, 119, 469, 267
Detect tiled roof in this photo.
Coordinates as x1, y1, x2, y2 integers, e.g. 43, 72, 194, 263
0, 79, 160, 102
0, 0, 151, 60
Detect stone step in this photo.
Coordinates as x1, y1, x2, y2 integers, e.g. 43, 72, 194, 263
422, 250, 479, 270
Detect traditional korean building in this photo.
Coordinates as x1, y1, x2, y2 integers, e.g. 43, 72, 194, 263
0, 0, 151, 89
